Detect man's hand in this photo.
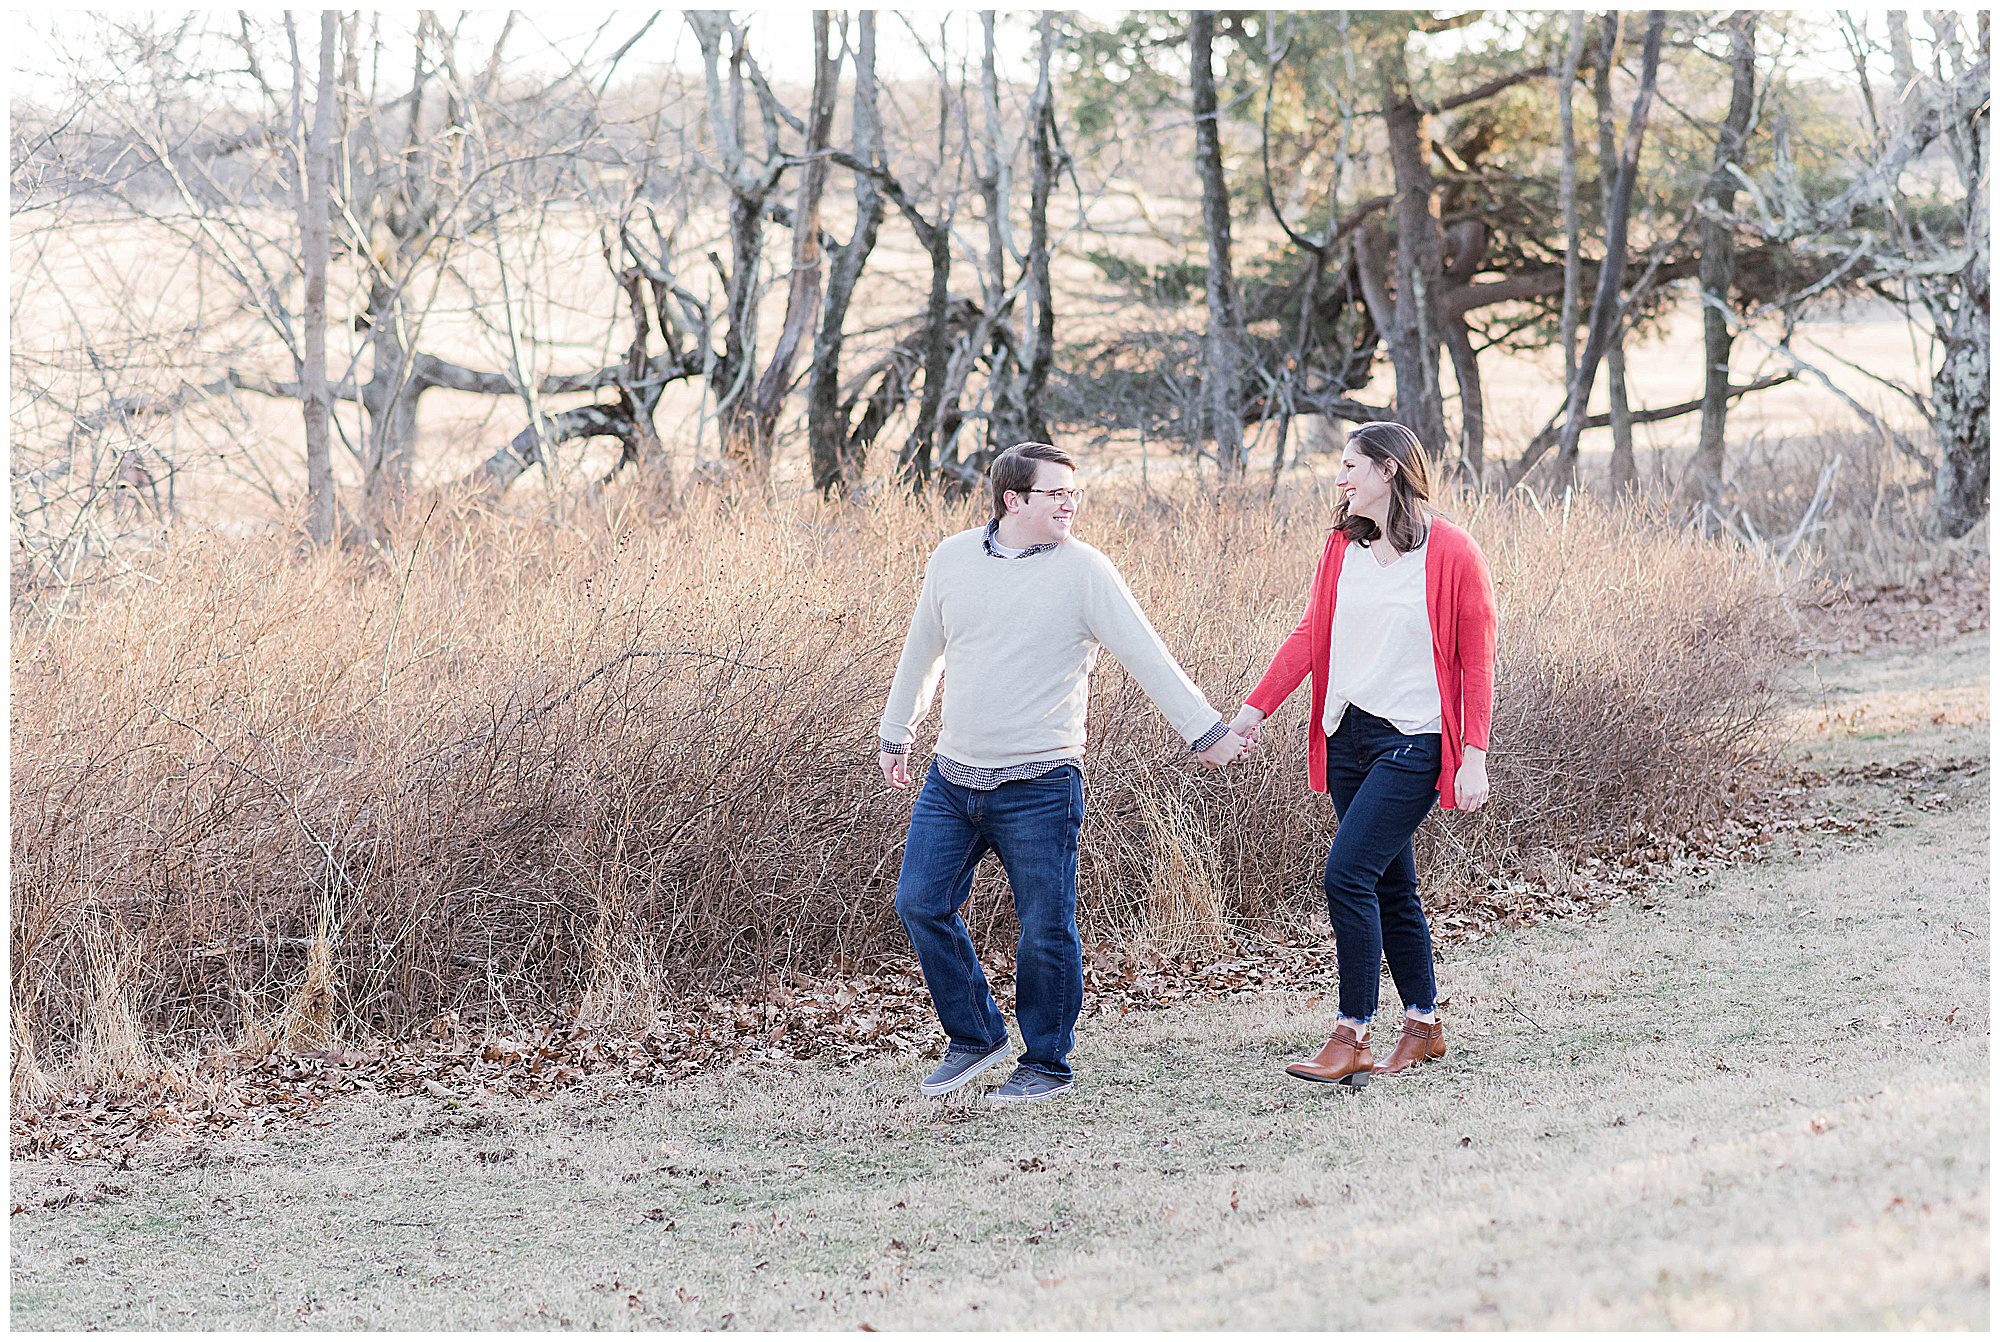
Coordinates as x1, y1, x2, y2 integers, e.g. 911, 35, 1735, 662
880, 750, 912, 789
1196, 728, 1251, 768
1228, 704, 1265, 753
1455, 746, 1490, 811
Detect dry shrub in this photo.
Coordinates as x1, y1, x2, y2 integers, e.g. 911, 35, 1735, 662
1707, 418, 1986, 586
1427, 490, 1799, 913
9, 479, 1797, 1068
11, 1008, 61, 1110
1129, 788, 1235, 959
66, 922, 162, 1093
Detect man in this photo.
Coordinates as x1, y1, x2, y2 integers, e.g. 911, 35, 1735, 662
877, 441, 1251, 1104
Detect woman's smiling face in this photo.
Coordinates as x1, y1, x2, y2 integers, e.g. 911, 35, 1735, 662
1335, 443, 1396, 518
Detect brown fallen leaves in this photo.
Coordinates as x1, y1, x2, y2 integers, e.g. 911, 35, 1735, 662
1801, 565, 1989, 655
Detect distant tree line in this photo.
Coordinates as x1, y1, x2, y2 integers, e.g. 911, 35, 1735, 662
9, 9, 1987, 554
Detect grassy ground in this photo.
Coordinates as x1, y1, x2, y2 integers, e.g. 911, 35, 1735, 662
10, 630, 1988, 1330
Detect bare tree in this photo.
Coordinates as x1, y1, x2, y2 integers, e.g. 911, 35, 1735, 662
808, 13, 886, 495
1743, 12, 1988, 535
1377, 26, 1450, 455
1883, 13, 1990, 537
1685, 11, 1761, 515
741, 12, 839, 479
685, 10, 800, 480
1190, 11, 1246, 476
1019, 10, 1061, 447
1594, 14, 1640, 495
1536, 9, 1666, 489
973, 9, 1062, 457
1256, 12, 1361, 481
296, 11, 339, 545
890, 74, 963, 489
1556, 10, 1587, 414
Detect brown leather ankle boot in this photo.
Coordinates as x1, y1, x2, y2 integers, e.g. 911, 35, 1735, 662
1285, 1023, 1373, 1087
1371, 1017, 1446, 1075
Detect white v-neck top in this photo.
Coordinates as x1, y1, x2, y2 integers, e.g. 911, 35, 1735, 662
1322, 538, 1443, 737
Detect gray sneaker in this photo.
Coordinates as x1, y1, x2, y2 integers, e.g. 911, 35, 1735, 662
984, 1066, 1075, 1105
918, 1041, 1011, 1097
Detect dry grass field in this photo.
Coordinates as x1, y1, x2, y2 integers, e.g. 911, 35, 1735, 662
9, 482, 1806, 1080
8, 626, 1987, 1330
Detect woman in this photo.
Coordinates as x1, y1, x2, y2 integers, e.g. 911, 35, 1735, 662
1230, 422, 1497, 1088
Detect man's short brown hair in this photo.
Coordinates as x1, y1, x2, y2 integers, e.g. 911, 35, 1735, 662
989, 441, 1075, 522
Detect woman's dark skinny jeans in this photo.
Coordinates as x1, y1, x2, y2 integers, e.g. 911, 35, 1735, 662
1323, 705, 1441, 1022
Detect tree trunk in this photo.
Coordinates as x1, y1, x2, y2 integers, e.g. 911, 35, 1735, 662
1545, 10, 1665, 488
1605, 342, 1636, 493
1380, 30, 1449, 454
1443, 316, 1484, 483
891, 52, 961, 490
298, 11, 338, 546
1557, 11, 1586, 397
1686, 11, 1760, 515
974, 10, 1031, 456
360, 275, 425, 527
745, 12, 838, 484
896, 222, 952, 487
1597, 16, 1639, 495
1271, 250, 1328, 484
1191, 12, 1246, 476
471, 404, 631, 494
686, 13, 780, 476
1021, 11, 1059, 447
1930, 36, 1990, 537
716, 190, 765, 466
809, 14, 884, 496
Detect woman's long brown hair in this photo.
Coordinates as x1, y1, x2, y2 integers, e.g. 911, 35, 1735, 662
1333, 421, 1434, 551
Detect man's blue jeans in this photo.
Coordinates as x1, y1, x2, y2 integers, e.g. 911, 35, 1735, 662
893, 762, 1084, 1081
1323, 706, 1442, 1022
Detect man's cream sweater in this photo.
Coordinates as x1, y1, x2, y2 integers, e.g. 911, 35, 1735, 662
878, 529, 1223, 768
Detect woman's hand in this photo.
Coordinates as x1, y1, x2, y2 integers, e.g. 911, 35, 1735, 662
1455, 746, 1490, 812
1228, 704, 1265, 750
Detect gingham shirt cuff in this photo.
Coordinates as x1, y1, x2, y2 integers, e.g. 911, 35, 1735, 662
879, 738, 909, 755
1189, 721, 1230, 753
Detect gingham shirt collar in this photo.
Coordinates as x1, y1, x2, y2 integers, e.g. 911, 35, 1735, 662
982, 518, 1059, 560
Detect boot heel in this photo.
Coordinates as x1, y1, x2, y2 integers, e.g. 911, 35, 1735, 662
1335, 1070, 1369, 1090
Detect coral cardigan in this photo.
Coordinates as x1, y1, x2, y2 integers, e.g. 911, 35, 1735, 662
1245, 516, 1497, 809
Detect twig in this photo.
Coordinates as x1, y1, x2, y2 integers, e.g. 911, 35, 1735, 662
148, 705, 367, 904
381, 499, 438, 697
400, 648, 783, 780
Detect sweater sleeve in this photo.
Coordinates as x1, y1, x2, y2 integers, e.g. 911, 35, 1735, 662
1082, 555, 1222, 745
1245, 534, 1335, 716
1455, 537, 1498, 751
877, 553, 948, 748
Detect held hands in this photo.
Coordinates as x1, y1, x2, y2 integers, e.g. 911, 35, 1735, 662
1195, 726, 1253, 768
879, 750, 912, 789
1193, 704, 1267, 769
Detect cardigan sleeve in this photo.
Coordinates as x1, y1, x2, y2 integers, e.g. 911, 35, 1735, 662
1455, 537, 1498, 751
1245, 533, 1337, 716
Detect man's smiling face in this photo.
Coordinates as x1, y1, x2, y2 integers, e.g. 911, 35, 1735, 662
1006, 461, 1079, 546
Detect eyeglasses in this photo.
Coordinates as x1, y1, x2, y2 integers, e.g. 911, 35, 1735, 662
1022, 487, 1084, 503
